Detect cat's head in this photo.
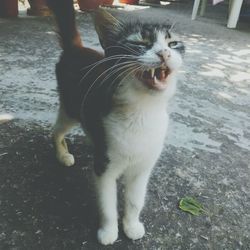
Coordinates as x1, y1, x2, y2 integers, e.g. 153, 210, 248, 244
94, 9, 184, 91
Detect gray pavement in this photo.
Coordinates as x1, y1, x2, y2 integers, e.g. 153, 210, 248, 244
0, 1, 250, 249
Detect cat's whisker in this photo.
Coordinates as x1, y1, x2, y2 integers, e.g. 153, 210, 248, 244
109, 65, 141, 90
134, 65, 145, 78
110, 56, 139, 73
113, 57, 124, 69
131, 64, 146, 79
98, 65, 137, 96
98, 64, 135, 86
109, 62, 145, 87
103, 61, 139, 81
80, 62, 139, 111
79, 57, 137, 85
80, 62, 138, 111
109, 70, 132, 92
107, 67, 135, 93
112, 68, 139, 84
85, 62, 138, 96
98, 62, 139, 89
137, 57, 160, 68
79, 54, 138, 72
119, 44, 141, 55
109, 66, 142, 94
79, 55, 137, 75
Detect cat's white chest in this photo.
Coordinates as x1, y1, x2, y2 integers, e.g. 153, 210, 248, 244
103, 96, 168, 166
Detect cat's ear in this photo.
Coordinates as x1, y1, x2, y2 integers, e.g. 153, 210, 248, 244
94, 9, 122, 49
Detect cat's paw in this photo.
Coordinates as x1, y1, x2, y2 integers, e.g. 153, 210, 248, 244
97, 226, 118, 245
123, 219, 145, 241
57, 153, 75, 167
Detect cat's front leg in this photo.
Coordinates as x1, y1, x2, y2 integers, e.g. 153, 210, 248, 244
123, 165, 153, 241
94, 169, 119, 245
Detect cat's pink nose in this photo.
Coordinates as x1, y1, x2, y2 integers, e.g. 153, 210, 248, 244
162, 49, 171, 59
156, 49, 171, 62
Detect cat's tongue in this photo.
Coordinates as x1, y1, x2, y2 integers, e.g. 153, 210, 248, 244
141, 67, 170, 90
155, 68, 166, 81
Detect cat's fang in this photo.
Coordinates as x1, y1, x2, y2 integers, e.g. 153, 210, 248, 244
151, 68, 155, 78
153, 76, 168, 90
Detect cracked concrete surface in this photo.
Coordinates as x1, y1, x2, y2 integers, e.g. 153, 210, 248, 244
0, 1, 250, 249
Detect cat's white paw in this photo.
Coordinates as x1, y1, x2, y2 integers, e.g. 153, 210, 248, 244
97, 226, 118, 245
58, 153, 75, 167
123, 220, 145, 240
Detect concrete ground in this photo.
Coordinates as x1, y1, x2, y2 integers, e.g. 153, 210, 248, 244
0, 1, 250, 249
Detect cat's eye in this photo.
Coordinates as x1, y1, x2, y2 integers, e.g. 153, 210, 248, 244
168, 41, 182, 49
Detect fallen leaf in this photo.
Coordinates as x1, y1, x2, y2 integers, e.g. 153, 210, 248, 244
179, 197, 206, 215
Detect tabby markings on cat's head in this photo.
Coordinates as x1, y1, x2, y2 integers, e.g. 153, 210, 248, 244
94, 9, 185, 91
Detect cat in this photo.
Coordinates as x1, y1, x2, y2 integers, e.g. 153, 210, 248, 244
47, 0, 184, 245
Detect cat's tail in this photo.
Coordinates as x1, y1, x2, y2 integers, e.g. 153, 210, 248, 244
47, 0, 82, 50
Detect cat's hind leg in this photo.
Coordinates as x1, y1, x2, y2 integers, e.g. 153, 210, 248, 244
52, 106, 77, 167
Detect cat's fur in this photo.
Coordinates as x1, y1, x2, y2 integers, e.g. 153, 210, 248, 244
47, 0, 184, 245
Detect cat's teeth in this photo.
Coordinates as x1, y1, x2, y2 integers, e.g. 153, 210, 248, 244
151, 68, 155, 78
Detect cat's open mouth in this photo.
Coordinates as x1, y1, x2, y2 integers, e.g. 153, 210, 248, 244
136, 66, 171, 90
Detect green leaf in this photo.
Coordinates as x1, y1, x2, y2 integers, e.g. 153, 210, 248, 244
179, 197, 206, 216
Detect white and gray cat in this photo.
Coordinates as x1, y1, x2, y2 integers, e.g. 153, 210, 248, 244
47, 0, 184, 245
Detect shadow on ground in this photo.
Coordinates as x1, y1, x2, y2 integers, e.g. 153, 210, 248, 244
0, 120, 99, 249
